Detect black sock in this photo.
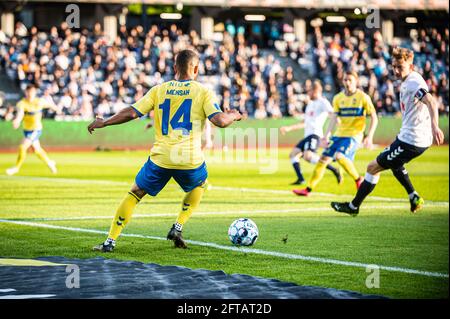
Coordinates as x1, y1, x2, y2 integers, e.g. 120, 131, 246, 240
351, 180, 377, 207
292, 162, 304, 181
326, 164, 339, 175
392, 167, 415, 195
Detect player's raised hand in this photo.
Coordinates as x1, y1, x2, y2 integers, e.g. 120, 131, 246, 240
88, 117, 105, 134
432, 126, 445, 145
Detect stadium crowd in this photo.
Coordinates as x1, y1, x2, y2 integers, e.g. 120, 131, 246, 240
281, 26, 449, 115
0, 21, 448, 122
0, 21, 293, 121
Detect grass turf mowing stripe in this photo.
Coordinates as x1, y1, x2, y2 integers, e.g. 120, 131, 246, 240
1, 175, 448, 205
0, 219, 448, 279
2, 203, 447, 222
0, 175, 128, 185
210, 186, 450, 206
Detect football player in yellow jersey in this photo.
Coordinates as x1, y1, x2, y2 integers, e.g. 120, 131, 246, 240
6, 84, 58, 176
88, 49, 242, 251
293, 71, 378, 196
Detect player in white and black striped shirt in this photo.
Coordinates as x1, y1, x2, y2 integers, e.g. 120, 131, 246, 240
331, 47, 445, 216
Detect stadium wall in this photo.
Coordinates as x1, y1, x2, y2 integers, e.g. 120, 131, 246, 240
0, 117, 448, 150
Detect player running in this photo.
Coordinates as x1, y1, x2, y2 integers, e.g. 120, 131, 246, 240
280, 80, 342, 185
88, 49, 242, 251
293, 71, 378, 196
5, 84, 58, 176
331, 47, 444, 216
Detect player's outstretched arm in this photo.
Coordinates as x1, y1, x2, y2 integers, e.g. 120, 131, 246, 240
88, 106, 138, 134
209, 109, 242, 128
363, 111, 378, 149
12, 108, 24, 130
321, 113, 337, 146
422, 93, 444, 145
40, 98, 61, 114
280, 122, 305, 135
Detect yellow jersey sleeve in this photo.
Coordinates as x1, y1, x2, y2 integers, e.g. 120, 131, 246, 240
362, 93, 375, 115
203, 88, 222, 120
132, 86, 157, 116
332, 95, 340, 113
16, 100, 25, 111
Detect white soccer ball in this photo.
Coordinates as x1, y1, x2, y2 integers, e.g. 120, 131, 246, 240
228, 218, 259, 246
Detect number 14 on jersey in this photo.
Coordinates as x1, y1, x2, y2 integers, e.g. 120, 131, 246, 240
159, 98, 193, 135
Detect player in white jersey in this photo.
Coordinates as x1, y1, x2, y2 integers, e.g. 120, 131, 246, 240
331, 47, 444, 216
280, 80, 342, 185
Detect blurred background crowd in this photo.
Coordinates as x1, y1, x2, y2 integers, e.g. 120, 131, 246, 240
279, 26, 449, 116
0, 21, 448, 122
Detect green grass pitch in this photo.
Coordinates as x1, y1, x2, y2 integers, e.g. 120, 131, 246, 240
0, 146, 448, 298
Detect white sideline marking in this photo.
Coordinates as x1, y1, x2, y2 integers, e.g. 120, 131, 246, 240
6, 203, 448, 222
0, 294, 56, 299
0, 219, 448, 279
1, 175, 448, 206
0, 289, 16, 293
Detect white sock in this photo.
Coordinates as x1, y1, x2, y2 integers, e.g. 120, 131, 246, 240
309, 153, 320, 164
408, 191, 419, 200
175, 222, 183, 232
364, 172, 380, 184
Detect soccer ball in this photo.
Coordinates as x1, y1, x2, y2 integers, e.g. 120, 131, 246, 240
228, 218, 259, 246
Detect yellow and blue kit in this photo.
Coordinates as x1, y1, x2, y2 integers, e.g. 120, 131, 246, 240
131, 79, 222, 196
323, 89, 375, 160
17, 97, 47, 141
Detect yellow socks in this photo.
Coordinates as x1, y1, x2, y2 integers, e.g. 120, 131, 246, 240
307, 161, 327, 190
15, 144, 28, 169
34, 147, 51, 166
175, 184, 205, 230
107, 183, 206, 241
336, 156, 360, 180
305, 156, 360, 191
108, 192, 141, 240
11, 143, 55, 173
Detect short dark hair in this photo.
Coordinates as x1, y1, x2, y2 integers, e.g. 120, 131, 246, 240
175, 49, 199, 75
344, 70, 359, 80
26, 84, 36, 90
